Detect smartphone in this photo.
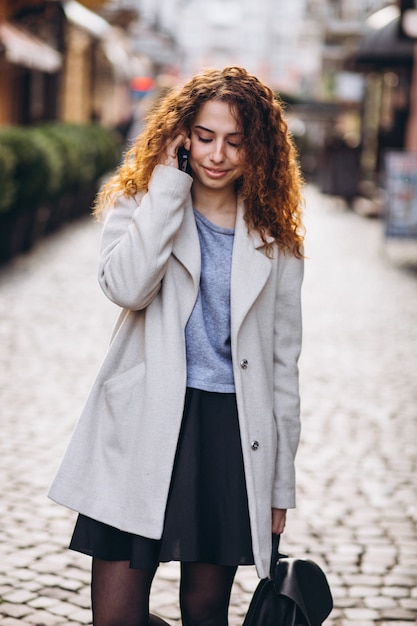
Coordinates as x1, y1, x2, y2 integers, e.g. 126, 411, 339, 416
178, 146, 190, 172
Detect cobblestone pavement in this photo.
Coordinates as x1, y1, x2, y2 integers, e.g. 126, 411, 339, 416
0, 185, 416, 626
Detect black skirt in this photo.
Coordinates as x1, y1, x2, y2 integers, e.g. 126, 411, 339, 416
69, 388, 254, 569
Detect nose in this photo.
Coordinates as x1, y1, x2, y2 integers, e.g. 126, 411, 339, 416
210, 140, 225, 163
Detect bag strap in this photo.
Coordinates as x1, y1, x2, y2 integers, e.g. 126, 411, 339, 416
269, 533, 279, 578
269, 533, 288, 578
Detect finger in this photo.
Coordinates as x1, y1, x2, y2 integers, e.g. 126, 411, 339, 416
272, 510, 286, 534
173, 133, 191, 152
164, 134, 187, 161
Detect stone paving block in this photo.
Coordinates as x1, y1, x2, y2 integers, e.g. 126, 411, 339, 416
365, 596, 398, 609
233, 578, 258, 595
21, 580, 45, 592
66, 607, 92, 624
24, 609, 71, 625
399, 598, 417, 611
58, 577, 85, 592
342, 573, 383, 586
152, 604, 181, 622
30, 560, 67, 574
232, 567, 258, 593
326, 572, 343, 587
48, 600, 83, 619
150, 590, 178, 607
330, 585, 349, 600
0, 584, 14, 597
9, 567, 41, 582
382, 585, 412, 598
34, 574, 64, 588
4, 553, 41, 569
335, 543, 363, 558
2, 588, 37, 604
384, 572, 416, 587
62, 567, 91, 584
400, 553, 417, 567
361, 561, 391, 575
0, 601, 34, 618
157, 562, 181, 581
379, 607, 417, 621
336, 599, 362, 611
348, 585, 381, 598
38, 587, 75, 603
364, 545, 398, 559
343, 607, 380, 621
70, 593, 91, 610
229, 602, 245, 618
327, 561, 359, 574
28, 596, 61, 611
1, 618, 31, 626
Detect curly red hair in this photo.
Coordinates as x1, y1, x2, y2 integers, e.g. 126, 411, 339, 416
95, 66, 304, 257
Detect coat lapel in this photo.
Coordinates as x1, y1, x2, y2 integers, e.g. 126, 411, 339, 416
231, 200, 274, 336
172, 196, 273, 335
172, 197, 201, 292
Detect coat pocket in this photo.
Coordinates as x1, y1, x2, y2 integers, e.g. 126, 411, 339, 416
103, 362, 146, 453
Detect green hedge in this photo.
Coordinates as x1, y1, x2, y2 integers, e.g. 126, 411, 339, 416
0, 122, 121, 215
0, 143, 16, 213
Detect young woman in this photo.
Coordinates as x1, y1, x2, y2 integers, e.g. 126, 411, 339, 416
49, 66, 304, 626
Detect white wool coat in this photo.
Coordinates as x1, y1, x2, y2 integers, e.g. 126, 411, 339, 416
48, 164, 303, 579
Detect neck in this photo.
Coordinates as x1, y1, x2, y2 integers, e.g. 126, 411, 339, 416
191, 185, 238, 228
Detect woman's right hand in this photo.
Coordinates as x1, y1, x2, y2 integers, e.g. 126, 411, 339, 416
159, 134, 191, 168
272, 508, 287, 534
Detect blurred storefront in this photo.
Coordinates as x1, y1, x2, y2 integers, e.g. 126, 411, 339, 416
350, 4, 414, 186
0, 0, 147, 128
0, 0, 64, 124
346, 2, 417, 233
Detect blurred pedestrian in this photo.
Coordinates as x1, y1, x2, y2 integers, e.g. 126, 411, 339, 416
320, 127, 360, 208
49, 66, 304, 626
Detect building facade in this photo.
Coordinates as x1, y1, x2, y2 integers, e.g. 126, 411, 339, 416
0, 0, 144, 127
133, 0, 390, 96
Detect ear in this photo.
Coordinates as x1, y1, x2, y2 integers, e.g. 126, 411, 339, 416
184, 136, 191, 151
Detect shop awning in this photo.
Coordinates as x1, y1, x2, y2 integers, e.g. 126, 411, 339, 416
0, 21, 62, 73
355, 5, 414, 67
62, 0, 142, 79
62, 0, 111, 38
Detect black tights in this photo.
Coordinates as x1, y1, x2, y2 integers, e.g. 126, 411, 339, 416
91, 558, 237, 626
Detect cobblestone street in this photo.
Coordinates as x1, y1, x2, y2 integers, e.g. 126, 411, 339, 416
0, 185, 416, 625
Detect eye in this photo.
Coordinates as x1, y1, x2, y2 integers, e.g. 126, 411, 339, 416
227, 141, 241, 148
197, 136, 212, 143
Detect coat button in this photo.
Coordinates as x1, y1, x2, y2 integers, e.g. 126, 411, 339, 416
240, 359, 248, 369
251, 440, 260, 450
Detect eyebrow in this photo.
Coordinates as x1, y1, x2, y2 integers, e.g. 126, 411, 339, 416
194, 124, 242, 136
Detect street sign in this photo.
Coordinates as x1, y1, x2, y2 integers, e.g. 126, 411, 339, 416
384, 151, 417, 238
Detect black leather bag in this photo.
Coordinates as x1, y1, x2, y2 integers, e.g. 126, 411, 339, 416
242, 535, 333, 626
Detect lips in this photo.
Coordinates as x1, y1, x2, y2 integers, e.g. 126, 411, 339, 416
204, 167, 228, 178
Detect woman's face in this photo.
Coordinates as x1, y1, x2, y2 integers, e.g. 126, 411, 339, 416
188, 100, 245, 192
